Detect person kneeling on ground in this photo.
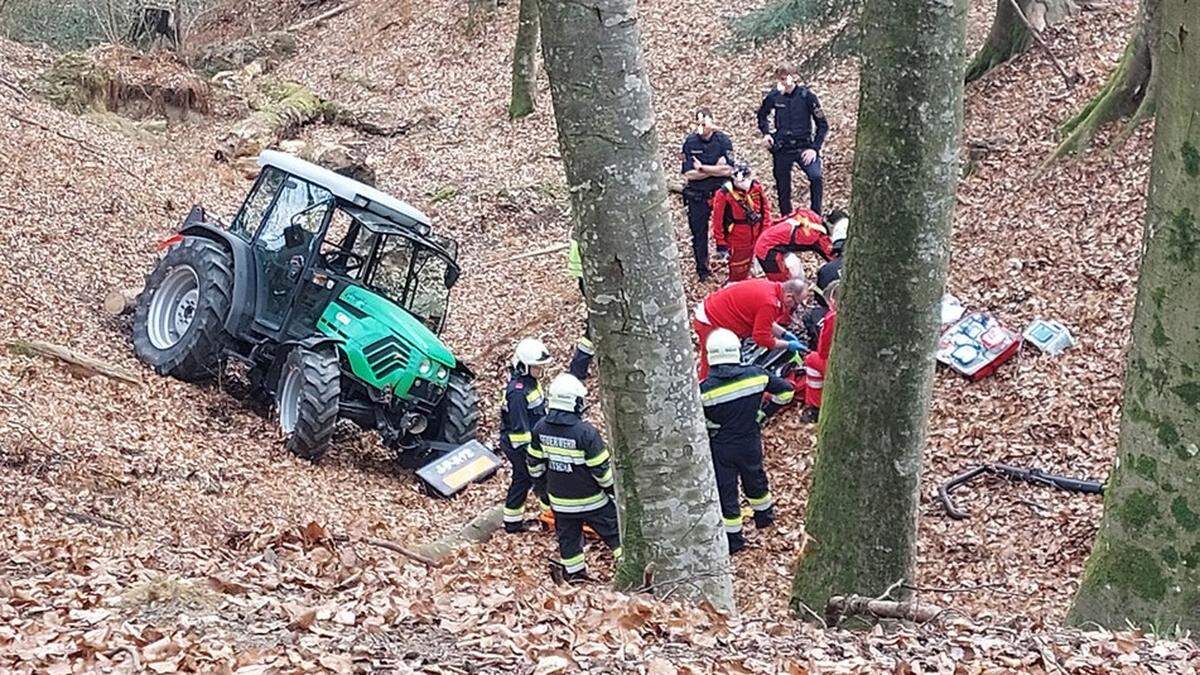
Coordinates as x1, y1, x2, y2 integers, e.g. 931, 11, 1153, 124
693, 278, 811, 379
801, 282, 840, 424
801, 209, 847, 345
754, 209, 834, 282
701, 329, 794, 554
529, 373, 622, 583
711, 163, 770, 283
500, 338, 552, 533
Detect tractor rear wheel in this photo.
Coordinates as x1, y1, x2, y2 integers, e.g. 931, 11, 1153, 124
132, 237, 233, 382
426, 370, 480, 445
277, 347, 341, 461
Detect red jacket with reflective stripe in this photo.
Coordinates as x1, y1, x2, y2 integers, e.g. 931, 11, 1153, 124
702, 279, 787, 348
753, 210, 834, 262
817, 310, 837, 360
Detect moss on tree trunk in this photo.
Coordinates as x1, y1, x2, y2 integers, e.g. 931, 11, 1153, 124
508, 0, 540, 119
790, 0, 967, 616
1068, 0, 1200, 631
539, 0, 734, 611
965, 0, 1076, 82
1052, 0, 1158, 158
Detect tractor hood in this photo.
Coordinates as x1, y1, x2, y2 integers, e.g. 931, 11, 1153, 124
335, 285, 457, 368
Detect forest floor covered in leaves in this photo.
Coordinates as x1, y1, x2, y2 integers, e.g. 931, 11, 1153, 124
1, 0, 1197, 671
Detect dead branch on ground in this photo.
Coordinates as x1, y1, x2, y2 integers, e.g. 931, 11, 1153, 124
6, 340, 142, 386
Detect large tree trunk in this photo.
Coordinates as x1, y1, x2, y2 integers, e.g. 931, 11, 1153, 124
1067, 0, 1200, 631
1052, 0, 1159, 158
509, 0, 540, 119
789, 0, 967, 614
539, 0, 734, 610
965, 0, 1076, 82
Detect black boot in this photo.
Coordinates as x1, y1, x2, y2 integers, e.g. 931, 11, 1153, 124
727, 531, 748, 555
549, 562, 593, 585
504, 519, 540, 534
754, 508, 775, 530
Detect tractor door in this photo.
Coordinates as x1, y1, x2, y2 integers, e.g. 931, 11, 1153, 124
246, 174, 334, 332
283, 209, 378, 339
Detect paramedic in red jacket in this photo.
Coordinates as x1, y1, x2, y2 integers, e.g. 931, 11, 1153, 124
710, 163, 770, 283
801, 282, 840, 423
754, 209, 834, 281
693, 278, 811, 379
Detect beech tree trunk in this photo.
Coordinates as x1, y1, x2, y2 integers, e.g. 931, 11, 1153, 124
539, 0, 734, 610
790, 0, 966, 614
1053, 0, 1159, 158
509, 0, 540, 119
965, 0, 1076, 82
1068, 0, 1200, 631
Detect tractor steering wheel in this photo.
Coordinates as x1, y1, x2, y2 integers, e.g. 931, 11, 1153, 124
323, 250, 365, 275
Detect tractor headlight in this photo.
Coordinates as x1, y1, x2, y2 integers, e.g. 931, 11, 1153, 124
437, 367, 448, 381
418, 358, 432, 375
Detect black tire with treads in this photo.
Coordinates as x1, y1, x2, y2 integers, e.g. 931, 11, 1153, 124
278, 347, 341, 461
426, 370, 480, 445
132, 237, 233, 382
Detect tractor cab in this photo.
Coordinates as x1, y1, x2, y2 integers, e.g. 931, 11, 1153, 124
226, 151, 460, 345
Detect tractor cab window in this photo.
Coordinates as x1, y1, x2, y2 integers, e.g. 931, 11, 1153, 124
249, 175, 334, 330
256, 178, 332, 252
407, 248, 454, 332
230, 168, 285, 240
370, 235, 414, 305
319, 209, 376, 280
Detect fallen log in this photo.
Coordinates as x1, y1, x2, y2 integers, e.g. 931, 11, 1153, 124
825, 594, 943, 625
287, 2, 360, 32
6, 340, 142, 386
103, 286, 142, 316
411, 503, 505, 563
215, 81, 330, 161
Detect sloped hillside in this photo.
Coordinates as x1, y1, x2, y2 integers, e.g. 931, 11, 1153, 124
1, 0, 1196, 671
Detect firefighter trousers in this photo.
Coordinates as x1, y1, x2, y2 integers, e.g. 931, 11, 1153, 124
555, 500, 622, 573
503, 445, 546, 531
712, 439, 774, 552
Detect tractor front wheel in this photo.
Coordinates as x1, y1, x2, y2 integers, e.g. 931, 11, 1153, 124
277, 347, 341, 461
426, 370, 480, 445
132, 237, 233, 382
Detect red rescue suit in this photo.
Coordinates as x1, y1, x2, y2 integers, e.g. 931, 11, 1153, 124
804, 310, 836, 408
693, 279, 789, 379
710, 181, 770, 282
754, 210, 834, 282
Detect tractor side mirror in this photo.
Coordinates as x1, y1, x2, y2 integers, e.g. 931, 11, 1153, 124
444, 266, 460, 289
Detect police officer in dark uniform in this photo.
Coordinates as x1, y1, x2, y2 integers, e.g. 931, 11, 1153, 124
700, 329, 795, 554
802, 209, 848, 346
499, 338, 552, 533
756, 64, 829, 215
528, 373, 622, 582
681, 109, 736, 282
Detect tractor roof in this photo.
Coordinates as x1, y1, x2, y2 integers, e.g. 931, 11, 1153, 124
257, 150, 431, 231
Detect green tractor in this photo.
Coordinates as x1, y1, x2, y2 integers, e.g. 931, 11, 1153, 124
131, 150, 480, 463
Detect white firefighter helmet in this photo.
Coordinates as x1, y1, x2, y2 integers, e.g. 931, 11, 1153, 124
512, 338, 552, 370
547, 373, 588, 412
705, 328, 742, 367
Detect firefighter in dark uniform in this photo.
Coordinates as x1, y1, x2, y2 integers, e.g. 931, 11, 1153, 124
801, 209, 848, 346
756, 64, 829, 215
499, 338, 552, 533
700, 328, 795, 554
528, 373, 622, 582
681, 109, 736, 282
